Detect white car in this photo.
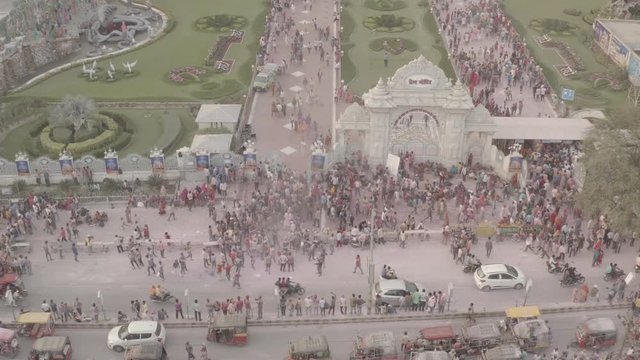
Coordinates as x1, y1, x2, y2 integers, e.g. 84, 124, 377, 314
107, 321, 166, 352
375, 278, 426, 306
474, 264, 526, 292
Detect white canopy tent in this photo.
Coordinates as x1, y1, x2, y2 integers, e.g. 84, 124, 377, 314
194, 104, 242, 131
190, 134, 233, 154
492, 117, 593, 141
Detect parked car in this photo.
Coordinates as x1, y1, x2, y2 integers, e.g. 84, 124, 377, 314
252, 63, 280, 92
107, 321, 166, 352
474, 264, 526, 291
375, 278, 425, 306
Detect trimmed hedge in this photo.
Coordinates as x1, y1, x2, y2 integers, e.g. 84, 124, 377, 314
90, 132, 132, 157
28, 116, 49, 137
99, 111, 131, 132
39, 114, 120, 156
51, 127, 73, 143
66, 129, 117, 155
39, 127, 65, 155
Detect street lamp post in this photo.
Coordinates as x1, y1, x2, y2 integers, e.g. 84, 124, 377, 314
97, 290, 110, 321
367, 209, 376, 315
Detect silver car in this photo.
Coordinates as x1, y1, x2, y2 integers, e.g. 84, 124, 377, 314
375, 279, 425, 306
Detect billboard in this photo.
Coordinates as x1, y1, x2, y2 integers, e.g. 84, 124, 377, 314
151, 155, 165, 174
609, 36, 630, 67
310, 154, 325, 170
105, 157, 119, 174
509, 155, 523, 173
593, 20, 611, 52
15, 160, 29, 176
59, 158, 74, 176
195, 153, 210, 170
628, 53, 640, 85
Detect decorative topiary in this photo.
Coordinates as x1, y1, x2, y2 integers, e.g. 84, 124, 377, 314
529, 18, 579, 36
363, 15, 415, 33
369, 37, 418, 54
194, 15, 248, 32
562, 8, 581, 16
364, 0, 406, 11
167, 66, 208, 84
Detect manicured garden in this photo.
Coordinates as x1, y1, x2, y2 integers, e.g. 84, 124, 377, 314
8, 0, 267, 101
340, 0, 454, 95
503, 0, 626, 109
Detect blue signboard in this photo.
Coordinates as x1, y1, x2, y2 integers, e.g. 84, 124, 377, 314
561, 88, 575, 101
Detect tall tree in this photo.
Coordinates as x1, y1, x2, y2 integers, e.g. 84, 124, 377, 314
577, 105, 640, 232
49, 95, 96, 131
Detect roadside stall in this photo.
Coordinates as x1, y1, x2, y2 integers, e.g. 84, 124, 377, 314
575, 318, 617, 349
29, 336, 71, 360
206, 313, 247, 346
0, 328, 19, 357
481, 344, 522, 360
288, 335, 331, 360
16, 312, 54, 338
461, 322, 502, 354
349, 331, 398, 359
511, 319, 551, 352
124, 343, 168, 360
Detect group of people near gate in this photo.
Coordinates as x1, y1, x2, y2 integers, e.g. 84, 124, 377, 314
432, 0, 551, 117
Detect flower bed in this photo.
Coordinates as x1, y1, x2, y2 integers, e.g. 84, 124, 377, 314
168, 66, 208, 84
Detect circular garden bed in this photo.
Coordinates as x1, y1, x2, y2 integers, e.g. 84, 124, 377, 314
363, 14, 414, 33
194, 14, 248, 33
40, 113, 121, 156
364, 0, 406, 11
167, 66, 208, 84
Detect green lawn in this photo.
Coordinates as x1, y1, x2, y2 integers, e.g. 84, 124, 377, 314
9, 0, 267, 101
341, 0, 454, 95
0, 120, 36, 158
504, 0, 626, 109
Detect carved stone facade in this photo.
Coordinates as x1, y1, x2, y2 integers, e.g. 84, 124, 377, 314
0, 36, 80, 95
335, 55, 496, 166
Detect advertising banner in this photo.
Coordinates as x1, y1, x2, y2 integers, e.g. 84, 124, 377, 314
609, 36, 630, 67
386, 153, 400, 177
196, 154, 210, 170
594, 20, 611, 52
628, 53, 640, 85
105, 157, 119, 174
15, 160, 29, 176
59, 158, 74, 176
151, 155, 165, 174
310, 154, 326, 170
243, 153, 257, 169
508, 156, 523, 173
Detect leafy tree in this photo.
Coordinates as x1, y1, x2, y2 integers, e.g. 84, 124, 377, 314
49, 95, 96, 131
577, 105, 640, 232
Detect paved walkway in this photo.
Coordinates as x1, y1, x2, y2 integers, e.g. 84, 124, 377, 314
249, 0, 338, 171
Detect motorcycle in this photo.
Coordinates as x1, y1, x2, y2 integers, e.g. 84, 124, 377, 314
150, 292, 176, 303
350, 235, 369, 248
117, 311, 128, 323
603, 269, 625, 282
463, 261, 482, 273
560, 273, 586, 287
547, 261, 568, 274
275, 280, 305, 296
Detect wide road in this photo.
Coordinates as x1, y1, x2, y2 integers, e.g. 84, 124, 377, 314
11, 309, 625, 359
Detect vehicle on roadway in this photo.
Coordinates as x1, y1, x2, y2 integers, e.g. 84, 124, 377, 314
349, 331, 398, 360
575, 317, 617, 349
481, 344, 523, 360
510, 319, 552, 352
0, 328, 19, 358
409, 351, 450, 360
29, 336, 72, 360
206, 313, 248, 346
374, 278, 425, 306
461, 322, 502, 355
16, 312, 55, 338
288, 335, 331, 360
107, 321, 166, 352
474, 264, 526, 291
125, 342, 168, 360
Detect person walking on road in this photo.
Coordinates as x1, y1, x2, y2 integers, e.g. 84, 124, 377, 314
43, 241, 53, 261
175, 299, 184, 319
193, 299, 202, 321
200, 343, 209, 360
353, 254, 363, 274
71, 243, 79, 262
485, 237, 493, 257
185, 341, 195, 360
256, 296, 263, 320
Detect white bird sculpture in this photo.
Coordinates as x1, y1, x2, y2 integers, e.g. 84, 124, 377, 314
82, 63, 89, 74
91, 59, 97, 70
109, 61, 116, 73
107, 69, 114, 80
87, 68, 97, 80
122, 60, 138, 73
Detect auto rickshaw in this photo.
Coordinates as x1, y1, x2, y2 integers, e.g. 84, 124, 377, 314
575, 318, 617, 349
408, 351, 450, 360
349, 331, 398, 359
29, 336, 71, 360
206, 313, 247, 346
481, 344, 523, 360
503, 306, 540, 330
409, 325, 458, 353
16, 312, 54, 338
288, 335, 331, 360
124, 343, 168, 360
0, 273, 27, 298
462, 323, 502, 354
510, 319, 551, 352
0, 328, 19, 358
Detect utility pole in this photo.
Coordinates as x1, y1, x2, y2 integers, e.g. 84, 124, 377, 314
367, 209, 376, 315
